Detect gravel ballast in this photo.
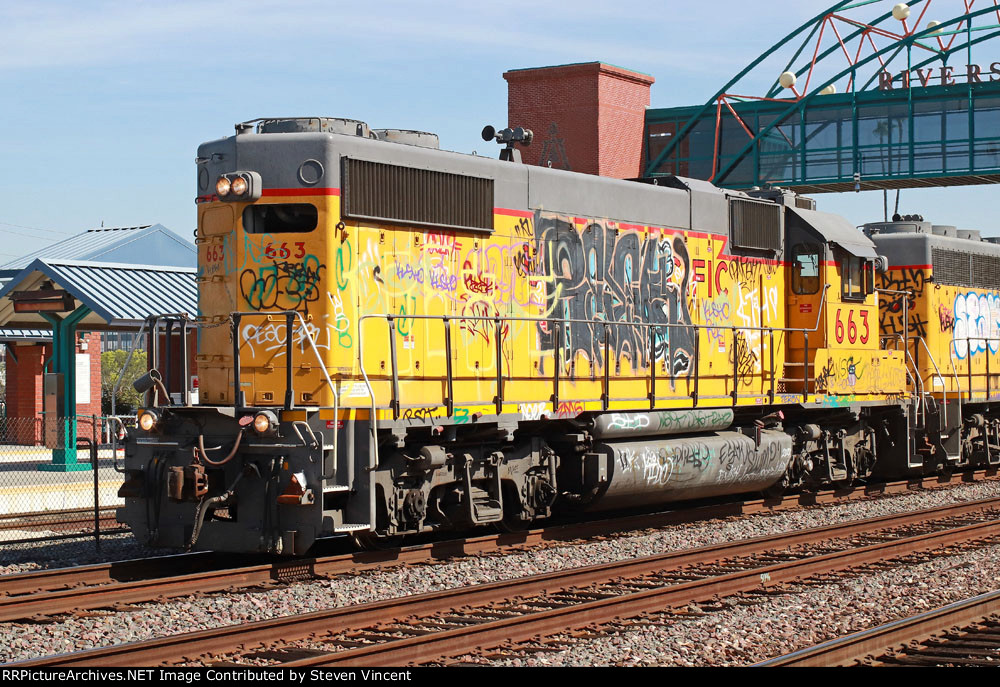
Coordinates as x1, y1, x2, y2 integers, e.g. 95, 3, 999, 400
0, 533, 167, 577
478, 544, 1000, 667
2, 479, 1000, 664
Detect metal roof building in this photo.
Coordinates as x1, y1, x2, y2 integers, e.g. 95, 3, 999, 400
0, 224, 195, 279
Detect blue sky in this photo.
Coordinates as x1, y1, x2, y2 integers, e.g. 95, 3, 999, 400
0, 0, 996, 260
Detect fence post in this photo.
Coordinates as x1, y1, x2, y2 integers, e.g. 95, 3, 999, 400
92, 415, 100, 551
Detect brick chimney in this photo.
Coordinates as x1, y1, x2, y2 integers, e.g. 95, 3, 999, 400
503, 62, 654, 179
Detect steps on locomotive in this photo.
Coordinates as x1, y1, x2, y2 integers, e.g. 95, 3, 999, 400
777, 346, 817, 394
909, 397, 961, 465
334, 523, 370, 533
470, 487, 503, 524
829, 466, 849, 481
778, 360, 816, 393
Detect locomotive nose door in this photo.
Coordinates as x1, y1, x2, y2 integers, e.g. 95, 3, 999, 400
786, 240, 826, 396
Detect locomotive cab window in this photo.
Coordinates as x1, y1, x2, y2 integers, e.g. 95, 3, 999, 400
791, 243, 821, 295
243, 203, 318, 234
841, 253, 866, 301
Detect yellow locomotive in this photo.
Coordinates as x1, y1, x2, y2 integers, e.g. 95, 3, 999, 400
869, 218, 1000, 469
120, 116, 945, 555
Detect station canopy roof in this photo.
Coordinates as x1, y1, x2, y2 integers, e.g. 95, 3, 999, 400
0, 329, 52, 343
0, 259, 197, 330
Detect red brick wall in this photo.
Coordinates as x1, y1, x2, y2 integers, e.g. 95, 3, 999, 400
503, 62, 654, 179
4, 332, 103, 445
5, 342, 48, 444
78, 332, 102, 420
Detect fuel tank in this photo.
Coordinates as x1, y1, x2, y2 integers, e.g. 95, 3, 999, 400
584, 430, 792, 511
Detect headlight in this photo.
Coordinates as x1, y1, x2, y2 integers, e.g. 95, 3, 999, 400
213, 171, 261, 202
253, 410, 278, 436
138, 409, 159, 432
230, 175, 248, 196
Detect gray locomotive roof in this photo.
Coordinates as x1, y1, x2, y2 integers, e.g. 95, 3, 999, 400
200, 129, 732, 233
868, 227, 1000, 266
788, 206, 878, 259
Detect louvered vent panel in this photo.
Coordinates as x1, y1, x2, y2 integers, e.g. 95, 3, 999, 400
730, 199, 782, 252
932, 248, 1000, 289
976, 254, 1000, 289
342, 157, 494, 232
931, 248, 970, 286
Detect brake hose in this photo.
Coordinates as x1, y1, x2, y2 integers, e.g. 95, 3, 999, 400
187, 469, 247, 550
196, 430, 244, 466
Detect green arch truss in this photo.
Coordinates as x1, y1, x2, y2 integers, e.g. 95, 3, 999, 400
644, 1, 1000, 193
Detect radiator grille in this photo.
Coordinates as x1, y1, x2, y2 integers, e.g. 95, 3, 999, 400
730, 198, 782, 252
342, 157, 494, 232
933, 248, 1000, 289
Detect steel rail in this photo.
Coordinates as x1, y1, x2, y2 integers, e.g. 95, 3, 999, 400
13, 497, 1000, 667
0, 553, 216, 598
0, 507, 117, 529
0, 515, 119, 535
757, 588, 1000, 667
0, 502, 770, 620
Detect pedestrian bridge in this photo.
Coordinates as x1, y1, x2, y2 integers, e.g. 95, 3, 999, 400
644, 0, 1000, 193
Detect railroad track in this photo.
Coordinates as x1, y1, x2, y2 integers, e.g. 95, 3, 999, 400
3, 471, 994, 623
0, 497, 784, 622
760, 589, 1000, 667
0, 507, 120, 534
12, 495, 1000, 667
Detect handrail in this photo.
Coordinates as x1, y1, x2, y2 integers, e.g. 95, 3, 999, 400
230, 310, 340, 480
358, 310, 832, 394
905, 345, 925, 429
961, 336, 1000, 402
914, 335, 953, 432
106, 415, 129, 474
112, 313, 200, 415
356, 285, 835, 471
358, 284, 830, 412
882, 333, 925, 429
128, 311, 343, 481
948, 346, 963, 429
229, 310, 339, 407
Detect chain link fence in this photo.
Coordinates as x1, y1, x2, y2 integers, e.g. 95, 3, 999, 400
0, 415, 132, 548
